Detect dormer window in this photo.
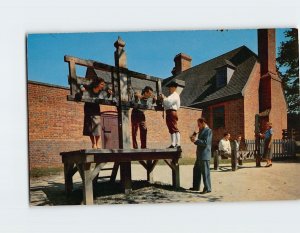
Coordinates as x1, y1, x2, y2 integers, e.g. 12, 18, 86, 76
215, 59, 236, 89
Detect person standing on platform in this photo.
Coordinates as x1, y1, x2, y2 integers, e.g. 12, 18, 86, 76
131, 86, 155, 149
80, 78, 106, 149
190, 118, 212, 194
159, 81, 181, 148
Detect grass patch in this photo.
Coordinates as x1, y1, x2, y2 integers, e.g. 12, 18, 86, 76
30, 167, 63, 178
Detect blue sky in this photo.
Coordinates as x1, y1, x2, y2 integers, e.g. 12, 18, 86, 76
27, 28, 289, 87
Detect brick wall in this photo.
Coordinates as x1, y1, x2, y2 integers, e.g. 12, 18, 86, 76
269, 78, 288, 138
28, 81, 202, 169
28, 81, 116, 168
203, 98, 245, 148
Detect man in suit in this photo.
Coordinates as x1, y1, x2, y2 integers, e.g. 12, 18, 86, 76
190, 118, 212, 194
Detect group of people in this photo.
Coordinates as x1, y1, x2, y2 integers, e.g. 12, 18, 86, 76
188, 120, 274, 194
131, 81, 181, 149
81, 78, 181, 150
218, 123, 273, 168
80, 77, 273, 194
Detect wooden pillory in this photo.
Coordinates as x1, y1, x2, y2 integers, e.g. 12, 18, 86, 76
60, 37, 183, 204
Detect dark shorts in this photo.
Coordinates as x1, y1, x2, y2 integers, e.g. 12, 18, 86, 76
83, 115, 102, 136
166, 109, 179, 134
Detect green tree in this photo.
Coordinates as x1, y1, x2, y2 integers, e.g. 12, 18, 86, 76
277, 28, 299, 113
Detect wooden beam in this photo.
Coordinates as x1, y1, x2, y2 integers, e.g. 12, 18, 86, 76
61, 149, 181, 164
66, 95, 117, 106
139, 160, 148, 170
64, 55, 96, 69
64, 55, 162, 82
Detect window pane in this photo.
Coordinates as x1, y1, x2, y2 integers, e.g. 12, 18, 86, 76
213, 106, 225, 129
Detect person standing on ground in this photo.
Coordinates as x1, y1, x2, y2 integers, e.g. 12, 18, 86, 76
190, 118, 212, 194
259, 122, 273, 167
131, 86, 156, 149
159, 81, 181, 148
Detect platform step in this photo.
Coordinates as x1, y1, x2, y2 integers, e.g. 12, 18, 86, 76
98, 176, 111, 179
101, 167, 114, 171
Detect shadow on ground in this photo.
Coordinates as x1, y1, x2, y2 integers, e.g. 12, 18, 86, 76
30, 180, 223, 206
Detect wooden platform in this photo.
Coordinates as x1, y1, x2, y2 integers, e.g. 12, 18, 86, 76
60, 148, 182, 205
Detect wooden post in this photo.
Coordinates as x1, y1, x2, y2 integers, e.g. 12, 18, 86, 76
171, 159, 180, 188
66, 59, 77, 97
231, 150, 237, 171
120, 162, 132, 194
63, 162, 74, 195
146, 160, 154, 183
213, 150, 219, 170
81, 163, 93, 205
255, 114, 261, 167
115, 37, 132, 193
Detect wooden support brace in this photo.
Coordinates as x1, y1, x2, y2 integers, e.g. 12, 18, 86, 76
91, 163, 107, 181
63, 162, 75, 195
164, 159, 175, 170
110, 162, 120, 182
71, 165, 78, 177
91, 163, 107, 185
139, 160, 148, 170
76, 163, 84, 180
148, 160, 158, 172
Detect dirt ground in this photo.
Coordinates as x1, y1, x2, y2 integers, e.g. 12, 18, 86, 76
30, 160, 300, 206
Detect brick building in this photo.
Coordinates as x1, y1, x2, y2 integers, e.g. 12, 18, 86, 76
28, 29, 287, 169
163, 29, 287, 145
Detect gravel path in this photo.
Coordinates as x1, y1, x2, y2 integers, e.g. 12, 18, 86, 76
30, 161, 300, 206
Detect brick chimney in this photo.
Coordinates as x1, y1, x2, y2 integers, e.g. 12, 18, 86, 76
257, 29, 287, 137
258, 29, 281, 112
172, 53, 192, 75
258, 29, 277, 75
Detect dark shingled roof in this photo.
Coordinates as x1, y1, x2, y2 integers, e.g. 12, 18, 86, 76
163, 46, 258, 107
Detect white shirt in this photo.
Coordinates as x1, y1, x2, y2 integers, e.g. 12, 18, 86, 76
218, 138, 231, 154
163, 91, 180, 110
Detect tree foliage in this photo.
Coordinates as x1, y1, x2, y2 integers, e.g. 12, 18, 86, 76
277, 28, 299, 113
